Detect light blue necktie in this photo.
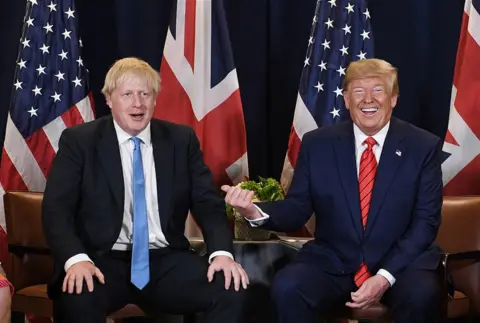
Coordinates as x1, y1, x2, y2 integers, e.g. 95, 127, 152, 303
130, 137, 150, 289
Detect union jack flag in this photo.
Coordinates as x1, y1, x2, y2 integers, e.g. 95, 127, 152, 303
442, 0, 480, 195
280, 0, 373, 236
154, 0, 249, 188
0, 0, 94, 281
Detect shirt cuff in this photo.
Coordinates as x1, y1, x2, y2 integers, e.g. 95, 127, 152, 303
64, 253, 93, 272
208, 251, 234, 264
377, 269, 396, 286
246, 205, 270, 227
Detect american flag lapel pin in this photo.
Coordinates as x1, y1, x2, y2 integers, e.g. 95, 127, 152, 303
396, 150, 402, 156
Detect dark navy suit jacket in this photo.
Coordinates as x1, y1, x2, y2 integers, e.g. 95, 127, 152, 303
259, 117, 443, 278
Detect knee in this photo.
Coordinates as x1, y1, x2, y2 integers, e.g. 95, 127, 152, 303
55, 283, 101, 316
0, 287, 11, 313
404, 281, 440, 310
271, 269, 302, 304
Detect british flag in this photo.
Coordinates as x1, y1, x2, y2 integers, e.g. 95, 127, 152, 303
154, 0, 249, 188
442, 0, 480, 195
0, 0, 94, 280
280, 0, 373, 236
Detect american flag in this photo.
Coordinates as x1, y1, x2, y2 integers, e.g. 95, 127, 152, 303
441, 0, 480, 195
154, 0, 249, 188
280, 0, 373, 236
0, 0, 94, 272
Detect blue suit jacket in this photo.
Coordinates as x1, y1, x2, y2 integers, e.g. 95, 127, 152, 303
259, 117, 443, 278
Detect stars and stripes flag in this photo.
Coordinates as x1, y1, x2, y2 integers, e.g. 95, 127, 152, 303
280, 0, 374, 236
0, 0, 95, 275
441, 0, 480, 195
154, 0, 249, 188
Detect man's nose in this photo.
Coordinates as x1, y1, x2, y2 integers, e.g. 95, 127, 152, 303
132, 94, 142, 107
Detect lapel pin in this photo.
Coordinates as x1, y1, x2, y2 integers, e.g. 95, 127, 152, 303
396, 150, 402, 156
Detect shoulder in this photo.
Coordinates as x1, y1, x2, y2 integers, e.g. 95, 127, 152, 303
151, 118, 196, 144
301, 120, 352, 147
59, 115, 112, 144
393, 117, 441, 150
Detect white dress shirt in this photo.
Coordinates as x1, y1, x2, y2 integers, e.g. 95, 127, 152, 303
64, 120, 232, 271
249, 122, 396, 286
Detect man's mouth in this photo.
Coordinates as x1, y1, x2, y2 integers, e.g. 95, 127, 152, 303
130, 113, 145, 121
360, 107, 378, 116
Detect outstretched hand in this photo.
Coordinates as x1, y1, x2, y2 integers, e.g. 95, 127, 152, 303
221, 185, 262, 220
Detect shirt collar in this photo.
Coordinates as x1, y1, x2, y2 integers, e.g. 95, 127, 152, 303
353, 121, 390, 150
113, 118, 151, 147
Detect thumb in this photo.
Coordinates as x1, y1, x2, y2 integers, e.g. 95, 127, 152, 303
221, 185, 231, 193
94, 267, 105, 284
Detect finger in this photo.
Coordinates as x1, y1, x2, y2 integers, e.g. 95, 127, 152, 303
207, 265, 216, 282
85, 274, 94, 292
345, 301, 361, 308
62, 275, 69, 292
239, 266, 249, 289
238, 189, 248, 202
221, 185, 231, 193
224, 268, 232, 290
94, 267, 105, 284
75, 274, 84, 294
230, 266, 241, 291
230, 188, 242, 204
67, 275, 76, 294
246, 191, 255, 203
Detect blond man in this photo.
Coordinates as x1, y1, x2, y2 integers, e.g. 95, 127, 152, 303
224, 58, 442, 323
42, 57, 248, 323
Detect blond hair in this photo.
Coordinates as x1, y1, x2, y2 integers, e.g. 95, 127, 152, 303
343, 58, 399, 96
101, 57, 161, 96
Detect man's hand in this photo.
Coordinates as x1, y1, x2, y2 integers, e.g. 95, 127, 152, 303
207, 255, 249, 291
221, 185, 262, 220
345, 275, 390, 309
63, 261, 105, 294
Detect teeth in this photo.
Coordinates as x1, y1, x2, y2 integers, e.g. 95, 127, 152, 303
361, 108, 377, 112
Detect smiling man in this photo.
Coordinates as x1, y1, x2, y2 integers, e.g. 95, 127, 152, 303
223, 58, 443, 323
42, 57, 248, 323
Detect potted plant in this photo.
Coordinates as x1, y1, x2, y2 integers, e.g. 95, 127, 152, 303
226, 177, 284, 240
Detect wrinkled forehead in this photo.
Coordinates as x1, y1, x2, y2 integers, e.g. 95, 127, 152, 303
347, 75, 389, 90
114, 72, 154, 92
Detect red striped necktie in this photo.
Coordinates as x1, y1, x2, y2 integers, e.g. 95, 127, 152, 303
354, 136, 377, 287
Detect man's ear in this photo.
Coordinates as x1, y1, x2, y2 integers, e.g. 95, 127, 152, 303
105, 93, 112, 109
343, 91, 350, 110
391, 94, 398, 108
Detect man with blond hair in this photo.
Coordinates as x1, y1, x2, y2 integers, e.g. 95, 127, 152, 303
224, 58, 442, 323
42, 57, 248, 323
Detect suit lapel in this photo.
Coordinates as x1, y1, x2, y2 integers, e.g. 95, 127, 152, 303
364, 118, 406, 238
150, 121, 174, 232
97, 117, 124, 214
335, 121, 363, 240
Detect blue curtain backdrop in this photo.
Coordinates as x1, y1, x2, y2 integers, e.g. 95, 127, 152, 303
0, 0, 465, 180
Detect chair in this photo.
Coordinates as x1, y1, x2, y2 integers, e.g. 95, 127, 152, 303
3, 190, 200, 323
316, 196, 480, 322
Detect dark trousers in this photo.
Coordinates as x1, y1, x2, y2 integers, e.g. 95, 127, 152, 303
53, 248, 246, 323
271, 258, 440, 323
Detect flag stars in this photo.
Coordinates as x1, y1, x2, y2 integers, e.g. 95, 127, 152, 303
357, 51, 367, 59
55, 71, 65, 81
339, 45, 349, 56
40, 43, 50, 54
28, 0, 38, 6
47, 1, 57, 11
334, 87, 343, 97
62, 29, 72, 39
330, 108, 341, 118
336, 66, 346, 76
79, 39, 83, 47
314, 82, 324, 92
32, 86, 42, 96
28, 107, 38, 117
43, 22, 54, 33
361, 30, 370, 40
363, 9, 371, 19
321, 39, 331, 50
328, 0, 337, 8
65, 8, 75, 19
21, 38, 30, 48
345, 3, 354, 13
318, 61, 327, 71
77, 57, 84, 67
325, 18, 334, 29
72, 77, 82, 87
308, 36, 314, 45
17, 59, 27, 69
51, 92, 62, 102
36, 64, 46, 75
58, 50, 68, 60
26, 17, 34, 27
342, 24, 351, 35
14, 80, 22, 90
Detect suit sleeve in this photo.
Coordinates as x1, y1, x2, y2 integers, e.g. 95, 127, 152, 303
379, 138, 443, 276
256, 132, 315, 232
187, 129, 234, 256
42, 129, 87, 267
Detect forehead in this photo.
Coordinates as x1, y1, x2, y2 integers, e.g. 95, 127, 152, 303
348, 76, 387, 89
115, 73, 151, 91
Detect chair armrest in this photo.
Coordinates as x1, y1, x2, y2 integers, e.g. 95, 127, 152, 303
8, 245, 51, 255
443, 250, 480, 263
